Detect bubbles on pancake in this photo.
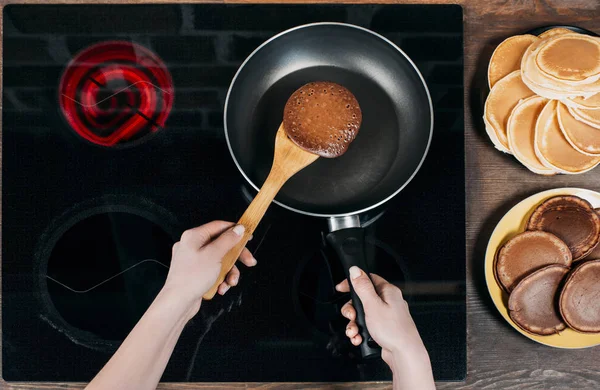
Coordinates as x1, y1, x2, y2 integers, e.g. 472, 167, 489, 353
283, 81, 362, 158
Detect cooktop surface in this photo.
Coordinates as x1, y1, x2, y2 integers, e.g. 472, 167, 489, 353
2, 4, 465, 382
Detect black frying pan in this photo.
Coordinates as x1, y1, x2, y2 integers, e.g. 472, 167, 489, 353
225, 23, 433, 358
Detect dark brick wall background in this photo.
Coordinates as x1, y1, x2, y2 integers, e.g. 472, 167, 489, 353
2, 4, 463, 139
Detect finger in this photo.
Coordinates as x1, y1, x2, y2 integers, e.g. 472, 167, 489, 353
226, 265, 240, 286
336, 273, 389, 293
238, 247, 257, 267
172, 242, 180, 256
217, 281, 230, 296
335, 279, 350, 293
204, 224, 245, 257
351, 334, 362, 346
180, 221, 235, 248
341, 300, 356, 320
345, 322, 359, 338
349, 266, 382, 308
370, 273, 390, 288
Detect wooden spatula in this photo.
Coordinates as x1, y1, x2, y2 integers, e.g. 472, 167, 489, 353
203, 123, 319, 300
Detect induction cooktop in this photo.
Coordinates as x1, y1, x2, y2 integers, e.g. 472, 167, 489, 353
2, 3, 465, 383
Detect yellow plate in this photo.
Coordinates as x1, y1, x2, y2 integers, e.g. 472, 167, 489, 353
485, 187, 600, 348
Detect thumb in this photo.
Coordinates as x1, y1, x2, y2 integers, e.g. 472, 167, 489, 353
204, 224, 245, 257
349, 266, 381, 307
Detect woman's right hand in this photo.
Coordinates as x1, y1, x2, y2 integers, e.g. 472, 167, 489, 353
336, 266, 435, 390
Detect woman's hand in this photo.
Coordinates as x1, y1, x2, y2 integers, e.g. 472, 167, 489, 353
163, 221, 257, 316
336, 266, 435, 389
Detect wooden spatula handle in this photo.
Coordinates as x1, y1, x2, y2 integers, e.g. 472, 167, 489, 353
202, 172, 285, 300
203, 124, 318, 300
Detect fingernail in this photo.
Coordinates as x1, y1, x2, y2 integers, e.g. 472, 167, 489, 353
222, 285, 231, 294
233, 225, 245, 236
345, 329, 351, 336
249, 234, 254, 241
251, 257, 258, 266
232, 276, 239, 285
349, 266, 361, 280
335, 284, 341, 291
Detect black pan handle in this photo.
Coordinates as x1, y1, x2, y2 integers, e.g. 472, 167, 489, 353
326, 227, 381, 359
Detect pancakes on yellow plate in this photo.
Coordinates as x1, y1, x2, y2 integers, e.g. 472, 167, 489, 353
527, 195, 600, 260
507, 96, 555, 174
560, 259, 600, 333
508, 264, 569, 335
534, 100, 600, 174
495, 231, 571, 292
484, 70, 534, 153
557, 102, 600, 156
485, 188, 600, 348
488, 34, 539, 88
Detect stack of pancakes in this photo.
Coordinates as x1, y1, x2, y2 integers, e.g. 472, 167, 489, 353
494, 195, 600, 335
484, 28, 600, 175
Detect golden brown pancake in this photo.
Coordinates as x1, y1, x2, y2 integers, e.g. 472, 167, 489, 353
521, 71, 582, 100
536, 34, 600, 83
508, 264, 569, 336
495, 231, 571, 293
564, 94, 600, 111
534, 100, 600, 174
559, 259, 600, 333
557, 102, 600, 156
507, 96, 555, 175
538, 28, 573, 40
521, 34, 600, 99
488, 35, 539, 88
584, 210, 600, 260
283, 81, 361, 158
569, 106, 600, 129
484, 70, 534, 152
527, 195, 600, 260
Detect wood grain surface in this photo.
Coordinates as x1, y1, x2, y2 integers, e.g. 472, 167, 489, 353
1, 0, 600, 389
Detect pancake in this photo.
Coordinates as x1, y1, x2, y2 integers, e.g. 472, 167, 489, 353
283, 81, 362, 158
534, 100, 600, 174
536, 34, 600, 84
521, 71, 582, 100
538, 28, 574, 40
569, 106, 600, 129
527, 195, 600, 260
563, 93, 600, 111
521, 35, 600, 99
508, 264, 569, 336
557, 102, 600, 156
584, 210, 600, 260
507, 96, 556, 175
488, 34, 539, 88
484, 70, 535, 153
559, 259, 600, 333
495, 231, 571, 293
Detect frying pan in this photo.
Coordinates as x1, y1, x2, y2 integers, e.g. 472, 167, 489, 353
225, 23, 433, 358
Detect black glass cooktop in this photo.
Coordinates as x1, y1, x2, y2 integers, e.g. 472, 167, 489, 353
2, 4, 465, 382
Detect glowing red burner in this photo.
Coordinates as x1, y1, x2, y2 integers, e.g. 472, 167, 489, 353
59, 41, 173, 147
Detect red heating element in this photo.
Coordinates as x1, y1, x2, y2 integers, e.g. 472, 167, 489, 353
59, 41, 174, 147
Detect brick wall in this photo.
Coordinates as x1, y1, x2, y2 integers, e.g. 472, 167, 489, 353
3, 4, 463, 139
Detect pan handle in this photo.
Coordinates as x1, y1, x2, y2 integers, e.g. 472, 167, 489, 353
326, 224, 381, 359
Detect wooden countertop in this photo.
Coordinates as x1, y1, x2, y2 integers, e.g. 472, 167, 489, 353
1, 0, 600, 389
